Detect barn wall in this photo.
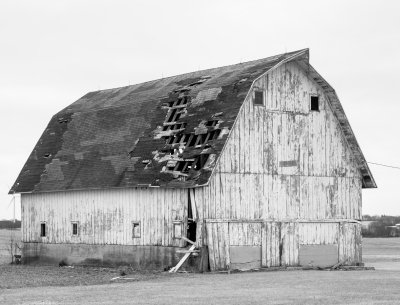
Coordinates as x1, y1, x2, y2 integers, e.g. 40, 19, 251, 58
195, 61, 362, 221
195, 61, 363, 270
21, 187, 188, 248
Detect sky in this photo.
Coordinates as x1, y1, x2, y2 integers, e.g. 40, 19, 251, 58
0, 0, 399, 220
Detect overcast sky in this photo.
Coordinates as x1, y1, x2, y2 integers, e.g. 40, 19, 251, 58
1, 0, 399, 220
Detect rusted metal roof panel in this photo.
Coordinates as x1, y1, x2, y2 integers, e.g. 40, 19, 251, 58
11, 50, 306, 193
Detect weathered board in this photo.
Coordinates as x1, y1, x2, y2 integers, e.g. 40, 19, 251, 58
230, 246, 261, 270
204, 220, 360, 271
195, 61, 362, 222
299, 244, 338, 267
19, 58, 365, 270
197, 61, 363, 270
21, 188, 188, 248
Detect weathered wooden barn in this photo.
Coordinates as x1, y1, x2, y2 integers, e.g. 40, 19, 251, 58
10, 49, 376, 270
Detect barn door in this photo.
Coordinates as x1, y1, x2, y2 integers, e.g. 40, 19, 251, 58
298, 222, 339, 267
205, 221, 262, 271
261, 222, 299, 267
228, 222, 262, 270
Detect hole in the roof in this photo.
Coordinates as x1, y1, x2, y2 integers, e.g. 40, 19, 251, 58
188, 135, 197, 147
193, 154, 209, 170
206, 120, 219, 127
44, 153, 52, 158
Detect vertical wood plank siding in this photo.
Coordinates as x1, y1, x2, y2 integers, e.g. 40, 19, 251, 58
197, 61, 363, 270
21, 188, 187, 247
22, 61, 363, 270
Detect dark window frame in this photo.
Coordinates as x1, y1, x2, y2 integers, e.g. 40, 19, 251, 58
310, 95, 320, 111
72, 222, 79, 236
173, 221, 183, 239
254, 90, 264, 106
132, 221, 141, 238
40, 222, 46, 237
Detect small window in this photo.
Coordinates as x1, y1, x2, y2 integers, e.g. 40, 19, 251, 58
72, 222, 78, 236
40, 223, 46, 237
132, 222, 141, 238
254, 90, 264, 106
173, 221, 182, 239
310, 96, 319, 111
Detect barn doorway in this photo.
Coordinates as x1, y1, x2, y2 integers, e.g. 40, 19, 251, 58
187, 189, 197, 243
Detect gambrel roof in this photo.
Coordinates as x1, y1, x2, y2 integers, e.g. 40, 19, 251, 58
10, 49, 376, 194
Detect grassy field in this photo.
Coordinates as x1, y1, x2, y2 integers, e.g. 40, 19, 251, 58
363, 237, 400, 270
1, 235, 400, 304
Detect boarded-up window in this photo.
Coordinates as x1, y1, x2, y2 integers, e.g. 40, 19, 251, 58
72, 222, 78, 236
132, 222, 141, 238
254, 90, 264, 106
40, 223, 46, 237
173, 221, 182, 239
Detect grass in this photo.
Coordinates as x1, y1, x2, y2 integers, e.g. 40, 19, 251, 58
1, 269, 400, 304
0, 265, 165, 289
0, 229, 21, 265
1, 235, 400, 304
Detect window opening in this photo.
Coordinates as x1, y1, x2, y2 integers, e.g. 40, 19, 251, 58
132, 222, 141, 238
72, 222, 78, 236
254, 90, 264, 106
310, 96, 319, 111
40, 223, 46, 237
187, 190, 197, 242
173, 221, 182, 239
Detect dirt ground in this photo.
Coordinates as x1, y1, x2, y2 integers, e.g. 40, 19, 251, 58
0, 237, 400, 304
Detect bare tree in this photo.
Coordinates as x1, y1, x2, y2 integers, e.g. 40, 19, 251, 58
7, 229, 22, 264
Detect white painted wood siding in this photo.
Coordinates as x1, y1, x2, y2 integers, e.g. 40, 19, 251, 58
21, 187, 187, 247
196, 61, 362, 221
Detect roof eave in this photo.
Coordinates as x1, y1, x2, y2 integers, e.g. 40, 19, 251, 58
294, 60, 376, 188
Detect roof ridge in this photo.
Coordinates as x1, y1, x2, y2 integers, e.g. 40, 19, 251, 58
83, 48, 309, 95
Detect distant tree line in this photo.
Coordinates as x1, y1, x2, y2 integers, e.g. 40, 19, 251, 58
362, 215, 400, 237
0, 220, 21, 229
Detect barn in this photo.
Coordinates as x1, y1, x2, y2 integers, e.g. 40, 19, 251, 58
10, 49, 376, 270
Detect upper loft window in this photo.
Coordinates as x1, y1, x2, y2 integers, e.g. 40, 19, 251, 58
254, 90, 264, 106
310, 95, 319, 111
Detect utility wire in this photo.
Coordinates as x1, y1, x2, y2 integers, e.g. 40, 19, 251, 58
367, 162, 400, 170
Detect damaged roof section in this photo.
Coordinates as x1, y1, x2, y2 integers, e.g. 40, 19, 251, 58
11, 49, 305, 193
10, 48, 374, 193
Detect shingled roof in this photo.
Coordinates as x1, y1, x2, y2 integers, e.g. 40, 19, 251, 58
10, 49, 376, 194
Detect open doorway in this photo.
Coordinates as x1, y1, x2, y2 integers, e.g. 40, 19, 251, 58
187, 189, 197, 243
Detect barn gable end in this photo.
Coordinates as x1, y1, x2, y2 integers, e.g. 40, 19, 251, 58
196, 60, 364, 270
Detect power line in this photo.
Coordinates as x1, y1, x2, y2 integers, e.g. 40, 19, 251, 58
367, 162, 400, 170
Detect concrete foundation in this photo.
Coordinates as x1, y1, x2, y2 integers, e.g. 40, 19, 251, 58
22, 242, 198, 270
